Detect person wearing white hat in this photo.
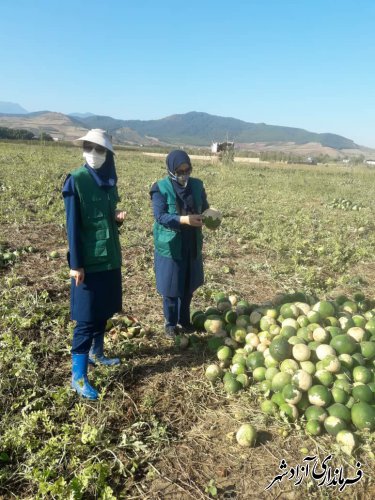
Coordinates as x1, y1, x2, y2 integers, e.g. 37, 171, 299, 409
62, 129, 125, 400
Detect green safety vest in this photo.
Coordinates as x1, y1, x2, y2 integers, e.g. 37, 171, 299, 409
153, 176, 203, 259
71, 166, 122, 272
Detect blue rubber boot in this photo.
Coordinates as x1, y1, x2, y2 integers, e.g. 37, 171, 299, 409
71, 353, 99, 400
88, 333, 120, 366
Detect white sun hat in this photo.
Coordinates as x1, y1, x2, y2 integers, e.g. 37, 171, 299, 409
75, 128, 114, 153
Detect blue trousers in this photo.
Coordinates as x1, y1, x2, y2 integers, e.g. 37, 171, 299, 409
71, 319, 107, 354
163, 293, 193, 328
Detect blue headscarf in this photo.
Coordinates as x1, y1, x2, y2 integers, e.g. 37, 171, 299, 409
166, 150, 191, 176
166, 150, 195, 214
85, 151, 118, 189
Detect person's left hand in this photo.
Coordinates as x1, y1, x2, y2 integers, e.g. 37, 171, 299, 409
115, 210, 126, 222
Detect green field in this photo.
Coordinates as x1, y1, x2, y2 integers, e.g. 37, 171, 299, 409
1, 142, 375, 499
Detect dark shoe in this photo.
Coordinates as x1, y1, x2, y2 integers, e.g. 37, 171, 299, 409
177, 323, 196, 334
164, 326, 177, 339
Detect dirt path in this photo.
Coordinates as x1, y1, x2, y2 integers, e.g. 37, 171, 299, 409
142, 152, 266, 163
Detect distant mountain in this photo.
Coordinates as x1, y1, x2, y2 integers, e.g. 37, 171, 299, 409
79, 111, 357, 150
69, 112, 95, 119
1, 109, 372, 157
76, 114, 127, 131
0, 101, 28, 114
0, 111, 88, 140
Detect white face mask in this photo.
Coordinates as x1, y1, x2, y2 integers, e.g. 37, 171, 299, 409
83, 150, 106, 169
168, 170, 191, 188
176, 173, 190, 187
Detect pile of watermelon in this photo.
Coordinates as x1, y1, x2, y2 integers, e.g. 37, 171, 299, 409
198, 292, 375, 454
326, 198, 365, 211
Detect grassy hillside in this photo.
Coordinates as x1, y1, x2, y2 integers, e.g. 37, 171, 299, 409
0, 112, 88, 140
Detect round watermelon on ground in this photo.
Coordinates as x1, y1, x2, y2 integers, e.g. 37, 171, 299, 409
192, 312, 206, 331
224, 378, 242, 394
312, 301, 336, 319
305, 419, 322, 436
253, 366, 267, 381
236, 300, 252, 316
204, 315, 225, 334
342, 300, 358, 314
336, 430, 357, 456
305, 405, 328, 422
327, 403, 352, 423
246, 351, 265, 370
330, 334, 357, 355
282, 384, 302, 404
225, 310, 237, 324
365, 318, 375, 335
269, 337, 292, 361
236, 423, 257, 447
292, 343, 311, 361
324, 416, 347, 436
351, 402, 375, 431
205, 364, 223, 382
261, 399, 278, 415
352, 384, 374, 404
360, 341, 375, 359
331, 387, 350, 404
353, 366, 372, 384
216, 297, 232, 312
292, 369, 313, 391
217, 345, 232, 361
280, 358, 299, 374
280, 303, 299, 319
236, 373, 250, 388
308, 385, 332, 407
271, 371, 292, 392
271, 392, 286, 407
279, 403, 299, 421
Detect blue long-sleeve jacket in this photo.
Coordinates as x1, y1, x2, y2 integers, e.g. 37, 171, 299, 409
62, 175, 83, 270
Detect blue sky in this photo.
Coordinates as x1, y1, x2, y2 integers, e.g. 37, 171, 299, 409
1, 0, 374, 147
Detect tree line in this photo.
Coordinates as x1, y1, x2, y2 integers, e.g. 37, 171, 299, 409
0, 127, 53, 141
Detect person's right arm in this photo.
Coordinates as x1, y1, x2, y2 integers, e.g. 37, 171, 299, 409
62, 175, 85, 285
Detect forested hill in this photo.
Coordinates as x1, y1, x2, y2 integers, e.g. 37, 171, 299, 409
78, 111, 357, 149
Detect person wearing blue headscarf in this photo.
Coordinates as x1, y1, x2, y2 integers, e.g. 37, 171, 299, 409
62, 129, 125, 400
150, 150, 209, 338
